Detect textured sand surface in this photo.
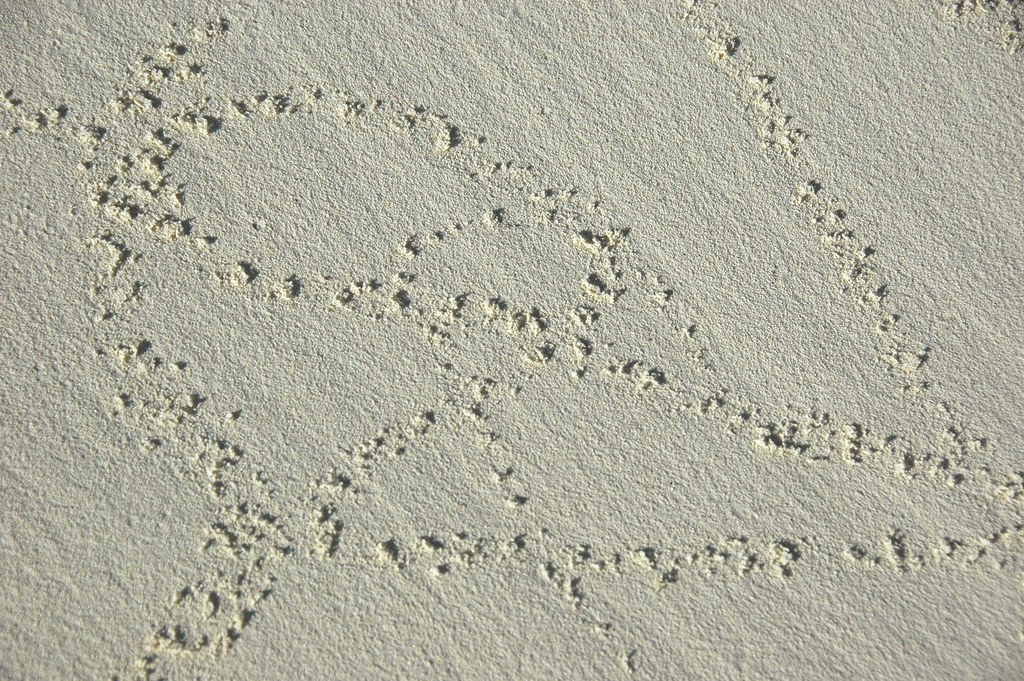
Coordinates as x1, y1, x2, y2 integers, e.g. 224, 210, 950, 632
1, 1, 1023, 679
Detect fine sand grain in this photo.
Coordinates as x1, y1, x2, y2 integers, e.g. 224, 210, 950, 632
1, 1, 1023, 679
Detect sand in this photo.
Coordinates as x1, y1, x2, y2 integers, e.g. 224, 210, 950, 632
1, 1, 1022, 679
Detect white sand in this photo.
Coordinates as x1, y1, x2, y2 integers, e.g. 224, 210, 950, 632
1, 1, 1023, 679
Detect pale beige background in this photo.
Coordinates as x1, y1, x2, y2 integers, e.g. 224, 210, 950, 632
1, 1, 1022, 679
